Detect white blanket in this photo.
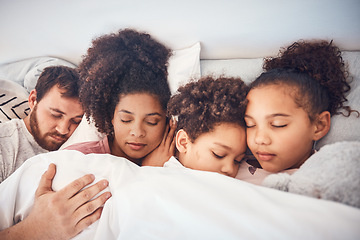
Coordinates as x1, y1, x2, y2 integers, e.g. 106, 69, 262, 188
1, 150, 360, 240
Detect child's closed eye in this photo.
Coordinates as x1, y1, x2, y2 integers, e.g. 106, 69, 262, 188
212, 151, 225, 159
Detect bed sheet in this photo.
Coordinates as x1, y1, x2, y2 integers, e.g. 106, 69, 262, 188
1, 150, 359, 240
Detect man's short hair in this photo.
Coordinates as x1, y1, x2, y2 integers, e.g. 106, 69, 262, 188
35, 66, 80, 101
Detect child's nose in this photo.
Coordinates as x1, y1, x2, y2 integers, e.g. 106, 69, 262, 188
254, 128, 271, 145
220, 160, 238, 177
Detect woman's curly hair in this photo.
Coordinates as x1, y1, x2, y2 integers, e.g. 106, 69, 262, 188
167, 76, 249, 141
78, 29, 172, 136
251, 40, 358, 121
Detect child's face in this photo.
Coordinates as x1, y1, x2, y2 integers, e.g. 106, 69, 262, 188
179, 123, 246, 178
111, 93, 167, 164
245, 85, 316, 172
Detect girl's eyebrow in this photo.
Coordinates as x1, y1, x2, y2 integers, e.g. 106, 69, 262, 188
269, 113, 291, 118
214, 142, 247, 156
214, 142, 231, 150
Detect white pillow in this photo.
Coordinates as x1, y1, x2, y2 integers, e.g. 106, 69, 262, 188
0, 57, 76, 93
0, 79, 29, 123
167, 42, 201, 94
317, 51, 360, 149
200, 58, 263, 85
60, 43, 201, 148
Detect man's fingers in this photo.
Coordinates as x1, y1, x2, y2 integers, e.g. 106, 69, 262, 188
73, 190, 111, 220
57, 174, 96, 200
35, 163, 57, 197
74, 207, 104, 235
69, 179, 110, 210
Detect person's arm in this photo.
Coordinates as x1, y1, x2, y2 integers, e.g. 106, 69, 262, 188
0, 163, 111, 240
142, 118, 176, 167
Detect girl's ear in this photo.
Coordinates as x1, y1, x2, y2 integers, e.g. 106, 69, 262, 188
313, 111, 331, 141
176, 129, 190, 153
28, 89, 38, 110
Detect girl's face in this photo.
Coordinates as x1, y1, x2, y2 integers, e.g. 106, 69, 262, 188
245, 85, 316, 172
179, 123, 247, 178
111, 93, 167, 165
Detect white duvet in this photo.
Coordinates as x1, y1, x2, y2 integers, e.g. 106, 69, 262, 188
1, 150, 359, 240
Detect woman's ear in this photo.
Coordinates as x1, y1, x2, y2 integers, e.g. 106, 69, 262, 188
28, 89, 37, 110
176, 129, 190, 153
313, 111, 331, 141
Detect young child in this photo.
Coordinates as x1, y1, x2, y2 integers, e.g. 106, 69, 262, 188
166, 76, 249, 178
236, 40, 359, 184
65, 29, 176, 166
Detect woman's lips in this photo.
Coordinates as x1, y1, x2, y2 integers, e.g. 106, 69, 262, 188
256, 152, 276, 161
127, 142, 146, 151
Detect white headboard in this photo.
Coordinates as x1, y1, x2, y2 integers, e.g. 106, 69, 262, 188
1, 0, 359, 65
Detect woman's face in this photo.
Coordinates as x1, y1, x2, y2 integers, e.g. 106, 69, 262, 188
111, 93, 167, 165
244, 85, 316, 172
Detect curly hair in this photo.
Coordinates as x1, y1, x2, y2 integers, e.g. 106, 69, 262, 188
251, 40, 358, 121
78, 29, 172, 136
167, 76, 249, 142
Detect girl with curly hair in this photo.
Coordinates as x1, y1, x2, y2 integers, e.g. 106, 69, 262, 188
66, 29, 176, 166
237, 40, 359, 184
166, 76, 249, 178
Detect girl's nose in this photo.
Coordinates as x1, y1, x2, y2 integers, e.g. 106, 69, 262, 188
254, 128, 271, 145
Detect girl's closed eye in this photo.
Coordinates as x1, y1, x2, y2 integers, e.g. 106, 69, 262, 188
212, 151, 225, 159
271, 120, 288, 128
244, 118, 255, 128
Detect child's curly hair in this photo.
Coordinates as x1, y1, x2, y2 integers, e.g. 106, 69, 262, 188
78, 29, 172, 136
251, 40, 358, 121
167, 76, 249, 141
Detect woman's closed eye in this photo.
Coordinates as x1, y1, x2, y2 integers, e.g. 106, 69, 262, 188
146, 121, 159, 126
121, 119, 132, 123
145, 117, 161, 126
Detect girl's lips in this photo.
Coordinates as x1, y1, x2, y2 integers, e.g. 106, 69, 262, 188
257, 152, 276, 161
127, 142, 146, 151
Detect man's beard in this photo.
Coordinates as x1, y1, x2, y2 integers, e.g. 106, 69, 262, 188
29, 105, 68, 151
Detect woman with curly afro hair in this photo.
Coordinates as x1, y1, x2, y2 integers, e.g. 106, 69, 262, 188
238, 39, 359, 185
66, 29, 176, 166
166, 76, 249, 178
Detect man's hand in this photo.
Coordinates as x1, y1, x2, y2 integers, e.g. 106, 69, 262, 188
0, 163, 111, 240
142, 118, 176, 167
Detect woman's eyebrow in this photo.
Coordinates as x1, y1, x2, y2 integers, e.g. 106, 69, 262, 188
146, 112, 163, 117
119, 110, 133, 114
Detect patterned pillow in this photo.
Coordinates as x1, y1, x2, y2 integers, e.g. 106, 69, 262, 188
0, 79, 29, 123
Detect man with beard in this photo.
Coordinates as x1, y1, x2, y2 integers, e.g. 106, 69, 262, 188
0, 65, 111, 239
0, 65, 84, 182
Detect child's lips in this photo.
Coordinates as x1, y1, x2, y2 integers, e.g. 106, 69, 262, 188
127, 142, 146, 151
256, 151, 276, 161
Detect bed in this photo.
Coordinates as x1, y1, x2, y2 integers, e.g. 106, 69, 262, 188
1, 0, 360, 239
